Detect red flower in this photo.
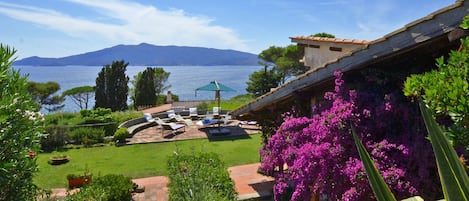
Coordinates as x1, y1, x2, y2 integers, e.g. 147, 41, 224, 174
28, 150, 35, 159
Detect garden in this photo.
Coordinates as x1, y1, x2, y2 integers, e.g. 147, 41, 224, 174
3, 14, 469, 201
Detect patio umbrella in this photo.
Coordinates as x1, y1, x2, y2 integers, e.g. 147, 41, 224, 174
195, 80, 235, 109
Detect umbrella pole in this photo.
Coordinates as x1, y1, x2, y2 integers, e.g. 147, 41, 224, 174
217, 90, 221, 129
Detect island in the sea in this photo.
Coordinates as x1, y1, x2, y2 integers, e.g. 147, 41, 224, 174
14, 43, 259, 66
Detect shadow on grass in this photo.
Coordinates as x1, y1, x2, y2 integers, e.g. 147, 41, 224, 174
199, 126, 253, 142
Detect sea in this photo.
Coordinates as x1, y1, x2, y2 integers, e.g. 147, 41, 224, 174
13, 65, 263, 113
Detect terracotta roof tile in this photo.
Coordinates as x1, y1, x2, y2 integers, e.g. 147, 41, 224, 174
290, 36, 369, 45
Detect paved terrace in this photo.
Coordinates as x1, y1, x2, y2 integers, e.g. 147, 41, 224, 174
50, 103, 274, 201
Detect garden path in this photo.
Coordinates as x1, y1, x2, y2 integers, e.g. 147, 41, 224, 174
50, 163, 273, 201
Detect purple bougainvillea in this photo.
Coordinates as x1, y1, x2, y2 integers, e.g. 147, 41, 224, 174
260, 71, 440, 200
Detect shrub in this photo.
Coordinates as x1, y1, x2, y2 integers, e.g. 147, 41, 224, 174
80, 107, 112, 118
196, 101, 209, 111
68, 127, 105, 146
114, 128, 129, 143
403, 31, 469, 152
167, 152, 237, 201
0, 45, 44, 200
80, 119, 116, 137
156, 94, 179, 105
65, 174, 133, 201
44, 112, 80, 125
40, 125, 68, 152
260, 71, 439, 200
80, 108, 117, 136
110, 110, 143, 125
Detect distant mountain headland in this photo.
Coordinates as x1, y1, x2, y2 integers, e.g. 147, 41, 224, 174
14, 43, 260, 66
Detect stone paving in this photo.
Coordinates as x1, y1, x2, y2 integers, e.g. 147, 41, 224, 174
228, 163, 275, 200
127, 120, 261, 144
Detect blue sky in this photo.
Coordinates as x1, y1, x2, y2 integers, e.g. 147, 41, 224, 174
0, 0, 456, 59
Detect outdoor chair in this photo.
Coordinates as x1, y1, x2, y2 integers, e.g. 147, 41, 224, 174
166, 110, 176, 119
189, 107, 199, 120
239, 121, 258, 127
161, 123, 185, 135
213, 107, 221, 116
154, 117, 186, 135
174, 114, 193, 126
144, 113, 156, 123
221, 114, 232, 125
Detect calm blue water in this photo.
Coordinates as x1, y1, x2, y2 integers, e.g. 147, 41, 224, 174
13, 65, 262, 112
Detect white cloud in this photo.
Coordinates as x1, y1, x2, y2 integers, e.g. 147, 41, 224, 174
0, 0, 250, 53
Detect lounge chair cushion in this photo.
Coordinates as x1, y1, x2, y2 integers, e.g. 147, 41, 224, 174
144, 113, 153, 122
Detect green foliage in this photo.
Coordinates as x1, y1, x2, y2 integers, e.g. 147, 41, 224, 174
403, 31, 469, 150
274, 45, 308, 83
460, 15, 469, 29
251, 44, 308, 96
44, 112, 78, 125
0, 44, 44, 200
40, 110, 141, 151
41, 125, 68, 152
110, 110, 143, 125
351, 126, 397, 201
95, 60, 129, 111
114, 128, 129, 143
62, 86, 94, 110
196, 101, 209, 111
153, 67, 171, 95
311, 32, 336, 38
156, 93, 179, 105
203, 94, 254, 110
257, 45, 307, 85
246, 65, 281, 97
80, 107, 112, 118
258, 46, 284, 64
133, 68, 157, 106
27, 81, 65, 112
65, 174, 133, 201
68, 127, 105, 146
167, 152, 237, 201
419, 101, 469, 200
132, 67, 170, 108
80, 108, 116, 136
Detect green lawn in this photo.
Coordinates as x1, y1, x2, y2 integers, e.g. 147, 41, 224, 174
34, 134, 263, 189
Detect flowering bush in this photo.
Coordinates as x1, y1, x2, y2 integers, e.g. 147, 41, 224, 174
260, 71, 440, 200
0, 45, 44, 200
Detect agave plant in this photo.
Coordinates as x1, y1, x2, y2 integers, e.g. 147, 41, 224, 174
352, 100, 469, 201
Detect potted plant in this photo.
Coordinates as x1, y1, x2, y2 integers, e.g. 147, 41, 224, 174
67, 170, 92, 188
